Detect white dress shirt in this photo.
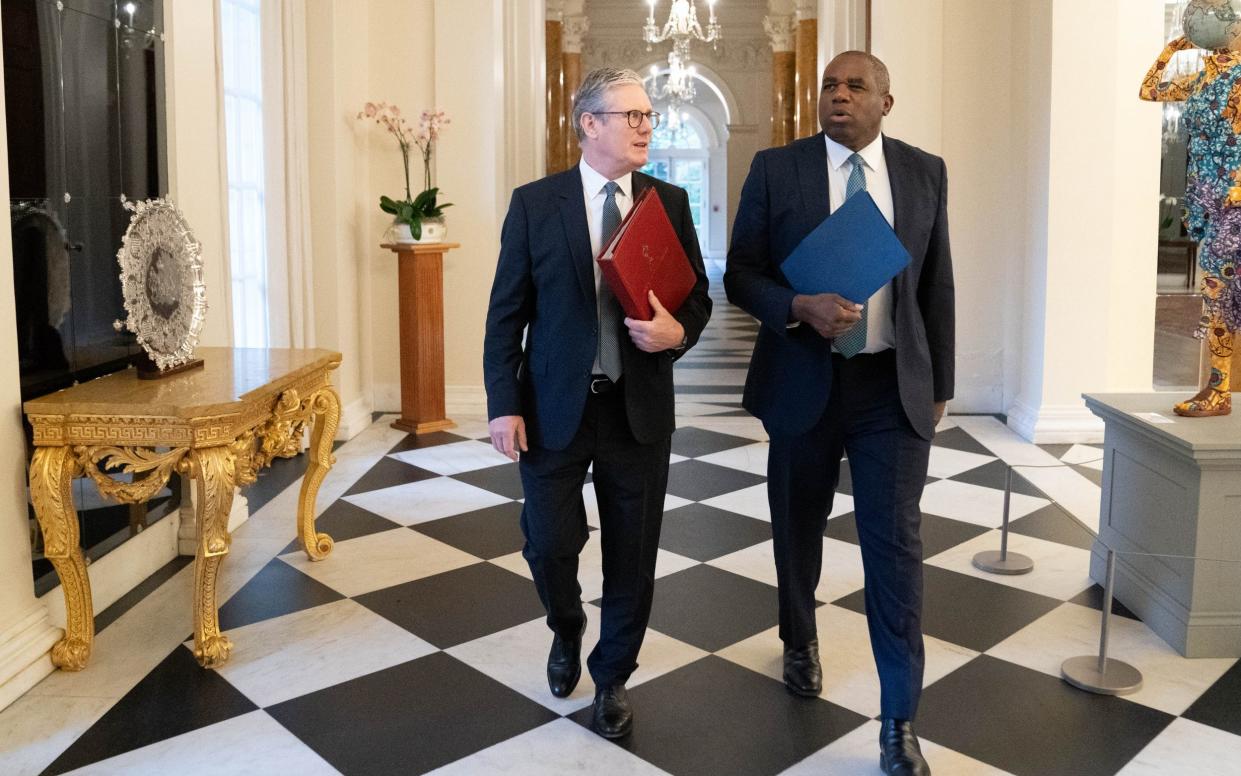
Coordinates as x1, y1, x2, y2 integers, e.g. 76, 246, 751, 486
579, 159, 634, 374
824, 133, 896, 353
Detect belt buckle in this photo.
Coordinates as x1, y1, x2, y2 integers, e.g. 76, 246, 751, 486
590, 377, 610, 394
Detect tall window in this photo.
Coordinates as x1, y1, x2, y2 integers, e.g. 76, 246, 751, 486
641, 111, 709, 249
221, 0, 269, 347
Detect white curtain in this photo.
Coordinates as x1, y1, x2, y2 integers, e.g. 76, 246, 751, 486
261, 0, 316, 349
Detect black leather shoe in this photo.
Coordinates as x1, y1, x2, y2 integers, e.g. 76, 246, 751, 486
591, 684, 633, 739
783, 639, 822, 696
546, 622, 585, 698
880, 718, 930, 775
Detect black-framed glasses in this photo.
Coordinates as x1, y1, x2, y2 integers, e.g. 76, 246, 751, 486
591, 110, 661, 129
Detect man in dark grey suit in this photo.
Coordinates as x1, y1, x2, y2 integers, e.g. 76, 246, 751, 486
484, 68, 711, 739
725, 51, 953, 776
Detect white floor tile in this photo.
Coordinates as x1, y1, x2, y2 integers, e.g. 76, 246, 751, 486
925, 446, 996, 479
390, 439, 513, 475
427, 718, 672, 775
674, 401, 739, 417
697, 442, 770, 475
343, 477, 511, 525
924, 531, 1094, 601
582, 482, 692, 529
0, 694, 114, 776
918, 479, 1048, 528
60, 711, 341, 776
447, 604, 708, 716
987, 602, 1238, 716
208, 599, 436, 707
1061, 444, 1105, 467
1118, 717, 1241, 775
703, 485, 852, 523
779, 719, 1013, 775
707, 538, 866, 605
673, 368, 750, 386
279, 529, 480, 597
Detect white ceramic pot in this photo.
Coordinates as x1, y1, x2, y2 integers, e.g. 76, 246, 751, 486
391, 216, 447, 244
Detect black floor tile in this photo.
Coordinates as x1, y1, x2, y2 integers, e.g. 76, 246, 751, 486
267, 652, 557, 775
1068, 585, 1141, 621
355, 563, 544, 648
917, 655, 1173, 776
412, 501, 527, 559
1037, 443, 1074, 460
451, 462, 524, 500
665, 460, 766, 502
645, 565, 785, 652
1009, 504, 1096, 551
659, 503, 772, 562
567, 656, 867, 776
931, 427, 994, 457
218, 558, 345, 631
279, 499, 403, 554
833, 565, 1063, 652
40, 647, 257, 776
343, 456, 438, 496
949, 459, 1049, 498
1183, 658, 1241, 736
386, 430, 470, 455
246, 453, 309, 515
1070, 463, 1104, 486
825, 513, 990, 559
671, 428, 760, 458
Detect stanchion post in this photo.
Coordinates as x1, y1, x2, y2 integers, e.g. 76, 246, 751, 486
973, 463, 1034, 575
1061, 546, 1143, 695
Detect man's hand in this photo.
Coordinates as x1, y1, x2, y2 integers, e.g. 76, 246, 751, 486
790, 293, 863, 339
625, 291, 686, 352
489, 415, 527, 461
932, 401, 947, 429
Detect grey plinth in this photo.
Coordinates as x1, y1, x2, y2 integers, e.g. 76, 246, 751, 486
1083, 393, 1241, 658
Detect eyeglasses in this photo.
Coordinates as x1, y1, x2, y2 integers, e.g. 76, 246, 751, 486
591, 110, 661, 129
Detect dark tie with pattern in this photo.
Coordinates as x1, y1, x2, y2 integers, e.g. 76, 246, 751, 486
597, 181, 624, 381
834, 153, 868, 359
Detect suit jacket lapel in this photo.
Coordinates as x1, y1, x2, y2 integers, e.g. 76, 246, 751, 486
883, 136, 920, 259
558, 166, 596, 305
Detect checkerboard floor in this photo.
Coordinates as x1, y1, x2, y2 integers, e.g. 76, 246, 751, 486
4, 264, 1240, 775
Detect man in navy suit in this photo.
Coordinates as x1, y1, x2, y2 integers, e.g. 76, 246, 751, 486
726, 51, 953, 776
484, 67, 711, 739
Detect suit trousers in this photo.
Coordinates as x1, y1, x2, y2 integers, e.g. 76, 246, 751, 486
766, 350, 930, 719
518, 383, 671, 687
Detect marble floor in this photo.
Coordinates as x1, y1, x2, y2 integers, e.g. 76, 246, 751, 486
2, 266, 1239, 775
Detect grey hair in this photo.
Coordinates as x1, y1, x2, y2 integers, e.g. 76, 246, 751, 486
833, 50, 891, 94
572, 67, 647, 141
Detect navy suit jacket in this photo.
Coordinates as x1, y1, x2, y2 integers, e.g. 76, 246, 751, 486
484, 167, 712, 451
724, 133, 955, 440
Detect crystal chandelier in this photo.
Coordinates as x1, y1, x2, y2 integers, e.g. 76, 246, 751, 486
642, 0, 721, 107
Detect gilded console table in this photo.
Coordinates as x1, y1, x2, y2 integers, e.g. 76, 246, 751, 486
24, 347, 342, 670
382, 242, 459, 434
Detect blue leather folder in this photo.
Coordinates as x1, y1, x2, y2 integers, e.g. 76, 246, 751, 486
779, 191, 911, 303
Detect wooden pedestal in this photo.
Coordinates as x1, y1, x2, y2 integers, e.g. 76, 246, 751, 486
382, 242, 460, 435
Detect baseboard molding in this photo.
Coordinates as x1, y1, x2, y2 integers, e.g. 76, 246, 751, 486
336, 395, 374, 441
1006, 399, 1104, 444
0, 606, 61, 712
446, 384, 487, 417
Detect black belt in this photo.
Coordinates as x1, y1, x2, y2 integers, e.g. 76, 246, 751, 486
589, 375, 618, 394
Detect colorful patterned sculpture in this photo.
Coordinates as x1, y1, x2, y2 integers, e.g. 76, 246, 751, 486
1140, 0, 1241, 417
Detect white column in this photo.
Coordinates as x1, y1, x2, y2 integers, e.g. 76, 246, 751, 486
0, 25, 61, 712
1007, 0, 1162, 442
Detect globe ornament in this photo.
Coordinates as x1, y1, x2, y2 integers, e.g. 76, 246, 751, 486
113, 196, 208, 374
1183, 0, 1241, 51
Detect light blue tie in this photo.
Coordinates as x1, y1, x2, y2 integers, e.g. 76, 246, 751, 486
597, 182, 623, 381
834, 154, 868, 359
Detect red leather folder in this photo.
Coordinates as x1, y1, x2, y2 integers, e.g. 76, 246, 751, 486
595, 186, 696, 321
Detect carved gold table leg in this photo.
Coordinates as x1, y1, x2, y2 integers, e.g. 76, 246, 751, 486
29, 447, 92, 670
297, 387, 341, 561
189, 446, 236, 668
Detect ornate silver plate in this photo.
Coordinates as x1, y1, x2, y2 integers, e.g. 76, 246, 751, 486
113, 197, 207, 371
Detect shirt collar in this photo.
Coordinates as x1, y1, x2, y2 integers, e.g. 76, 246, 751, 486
824, 133, 885, 173
579, 158, 633, 200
